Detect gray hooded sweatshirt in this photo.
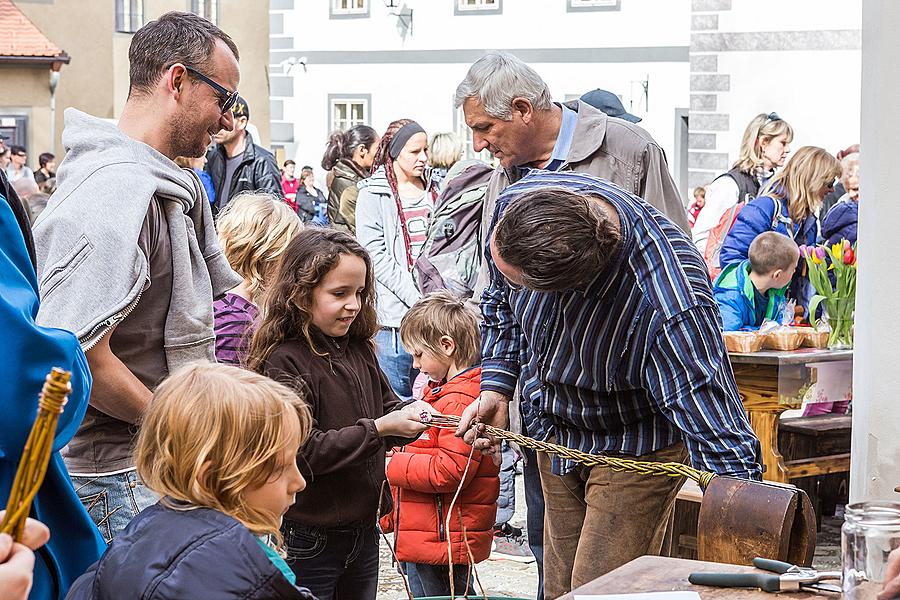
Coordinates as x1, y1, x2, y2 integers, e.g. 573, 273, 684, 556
34, 108, 240, 372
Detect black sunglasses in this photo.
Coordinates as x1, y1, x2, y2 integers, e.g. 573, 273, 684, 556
183, 65, 238, 114
765, 112, 782, 123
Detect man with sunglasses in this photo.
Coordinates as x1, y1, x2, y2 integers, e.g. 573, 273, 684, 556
32, 12, 242, 542
5, 145, 35, 184
206, 95, 283, 213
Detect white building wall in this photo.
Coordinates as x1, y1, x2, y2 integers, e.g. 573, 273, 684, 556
270, 0, 691, 185
689, 0, 861, 189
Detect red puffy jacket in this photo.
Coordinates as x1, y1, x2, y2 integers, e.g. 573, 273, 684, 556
382, 367, 500, 565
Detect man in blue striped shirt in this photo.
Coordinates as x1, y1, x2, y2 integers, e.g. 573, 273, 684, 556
460, 170, 761, 597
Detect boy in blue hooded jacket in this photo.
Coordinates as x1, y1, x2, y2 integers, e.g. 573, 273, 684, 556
713, 231, 800, 331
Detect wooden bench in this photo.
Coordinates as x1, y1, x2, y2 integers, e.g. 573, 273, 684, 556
778, 413, 851, 526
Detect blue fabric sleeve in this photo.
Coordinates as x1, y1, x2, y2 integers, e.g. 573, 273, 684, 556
643, 306, 763, 480
0, 197, 91, 461
713, 288, 746, 332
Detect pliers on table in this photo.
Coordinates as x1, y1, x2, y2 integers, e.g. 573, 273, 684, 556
689, 557, 843, 593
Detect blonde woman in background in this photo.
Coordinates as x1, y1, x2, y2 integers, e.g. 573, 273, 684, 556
214, 192, 302, 364
428, 132, 464, 191
693, 112, 794, 251
719, 146, 842, 308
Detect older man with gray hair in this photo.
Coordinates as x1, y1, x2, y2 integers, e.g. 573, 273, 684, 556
455, 51, 691, 599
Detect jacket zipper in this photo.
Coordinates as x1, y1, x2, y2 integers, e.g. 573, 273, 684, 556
79, 282, 146, 352
436, 495, 446, 542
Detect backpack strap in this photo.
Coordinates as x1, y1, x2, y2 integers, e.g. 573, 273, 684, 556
717, 167, 760, 204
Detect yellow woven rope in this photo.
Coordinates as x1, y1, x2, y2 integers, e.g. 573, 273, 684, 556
1, 368, 70, 540
428, 414, 717, 489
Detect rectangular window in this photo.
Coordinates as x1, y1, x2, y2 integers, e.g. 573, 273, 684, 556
190, 0, 219, 24
567, 0, 620, 11
330, 0, 369, 18
455, 106, 494, 163
115, 0, 143, 33
329, 96, 370, 132
455, 0, 502, 15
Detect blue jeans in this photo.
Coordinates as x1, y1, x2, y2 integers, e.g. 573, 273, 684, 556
403, 562, 474, 598
71, 469, 159, 543
375, 327, 418, 402
522, 447, 545, 600
283, 520, 379, 600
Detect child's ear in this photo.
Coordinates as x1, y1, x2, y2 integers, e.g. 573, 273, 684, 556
439, 335, 456, 358
771, 268, 783, 280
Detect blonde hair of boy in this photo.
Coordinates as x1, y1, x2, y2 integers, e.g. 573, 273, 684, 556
216, 192, 302, 301
748, 231, 800, 275
400, 290, 480, 369
428, 132, 464, 170
135, 362, 312, 544
734, 113, 794, 174
760, 146, 842, 223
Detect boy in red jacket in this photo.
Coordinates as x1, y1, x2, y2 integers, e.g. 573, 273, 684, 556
384, 291, 500, 598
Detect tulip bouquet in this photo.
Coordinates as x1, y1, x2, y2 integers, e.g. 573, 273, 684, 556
800, 240, 857, 349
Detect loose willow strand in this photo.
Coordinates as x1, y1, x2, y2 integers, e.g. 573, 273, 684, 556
1, 368, 71, 540
428, 414, 717, 489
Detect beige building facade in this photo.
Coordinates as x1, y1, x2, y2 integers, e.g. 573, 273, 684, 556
7, 0, 270, 160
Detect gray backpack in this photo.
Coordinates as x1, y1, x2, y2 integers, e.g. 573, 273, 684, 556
414, 160, 493, 299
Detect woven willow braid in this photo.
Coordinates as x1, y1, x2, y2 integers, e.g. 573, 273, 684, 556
1, 368, 71, 541
427, 414, 717, 489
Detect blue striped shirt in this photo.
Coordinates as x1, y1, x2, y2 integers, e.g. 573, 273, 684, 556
480, 171, 762, 479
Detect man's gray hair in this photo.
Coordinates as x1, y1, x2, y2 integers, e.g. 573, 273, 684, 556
454, 51, 553, 121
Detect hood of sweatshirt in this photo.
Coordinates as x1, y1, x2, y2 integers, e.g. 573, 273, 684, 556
33, 108, 240, 356
357, 164, 392, 195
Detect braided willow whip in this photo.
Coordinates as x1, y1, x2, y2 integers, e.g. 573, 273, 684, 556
1, 368, 71, 541
425, 413, 717, 489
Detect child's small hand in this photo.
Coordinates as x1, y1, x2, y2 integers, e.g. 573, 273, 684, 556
403, 400, 441, 423
374, 410, 429, 438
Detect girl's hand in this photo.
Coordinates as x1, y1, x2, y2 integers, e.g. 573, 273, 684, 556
402, 400, 440, 423
374, 408, 429, 438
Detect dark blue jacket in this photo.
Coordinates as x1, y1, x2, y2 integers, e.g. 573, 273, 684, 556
719, 192, 816, 309
0, 177, 105, 600
712, 259, 787, 331
821, 199, 858, 246
66, 503, 316, 600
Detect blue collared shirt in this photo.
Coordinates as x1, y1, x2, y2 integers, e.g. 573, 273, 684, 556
542, 103, 578, 171
480, 171, 762, 479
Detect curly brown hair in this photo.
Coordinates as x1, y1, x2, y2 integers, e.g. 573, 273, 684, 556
245, 228, 379, 371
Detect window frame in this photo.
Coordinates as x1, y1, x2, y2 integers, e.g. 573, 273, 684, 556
454, 105, 494, 163
327, 94, 371, 133
115, 0, 144, 33
566, 0, 621, 12
189, 0, 219, 25
454, 0, 502, 16
330, 0, 369, 19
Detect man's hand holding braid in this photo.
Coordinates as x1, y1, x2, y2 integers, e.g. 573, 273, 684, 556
454, 390, 510, 466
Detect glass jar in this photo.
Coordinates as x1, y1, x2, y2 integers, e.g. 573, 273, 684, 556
842, 502, 900, 599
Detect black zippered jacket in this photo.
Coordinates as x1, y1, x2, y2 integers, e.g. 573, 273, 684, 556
206, 131, 282, 212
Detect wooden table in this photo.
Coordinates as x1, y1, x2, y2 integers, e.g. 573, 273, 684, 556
728, 349, 852, 483
558, 555, 824, 600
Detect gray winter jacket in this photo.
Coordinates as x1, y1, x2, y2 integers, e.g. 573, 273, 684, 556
33, 108, 240, 366
355, 166, 433, 328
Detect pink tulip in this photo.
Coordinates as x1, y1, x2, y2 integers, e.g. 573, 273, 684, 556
815, 247, 826, 261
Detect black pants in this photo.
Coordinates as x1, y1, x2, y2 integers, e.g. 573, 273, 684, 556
283, 520, 379, 600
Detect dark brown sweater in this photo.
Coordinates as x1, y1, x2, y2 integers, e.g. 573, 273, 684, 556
262, 330, 405, 528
